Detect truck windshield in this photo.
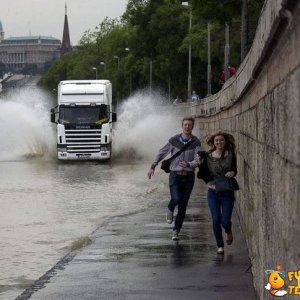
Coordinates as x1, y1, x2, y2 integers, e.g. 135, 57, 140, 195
59, 105, 108, 125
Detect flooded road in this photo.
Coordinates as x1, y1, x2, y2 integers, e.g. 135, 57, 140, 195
0, 159, 170, 300
0, 84, 182, 299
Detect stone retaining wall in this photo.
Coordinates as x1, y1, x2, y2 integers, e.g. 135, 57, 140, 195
178, 0, 300, 298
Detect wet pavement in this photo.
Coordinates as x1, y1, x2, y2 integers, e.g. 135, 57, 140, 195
16, 189, 256, 300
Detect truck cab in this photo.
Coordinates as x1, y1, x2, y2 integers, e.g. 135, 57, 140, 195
51, 80, 117, 160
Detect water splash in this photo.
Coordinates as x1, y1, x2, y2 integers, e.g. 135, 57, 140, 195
0, 86, 56, 161
113, 89, 181, 161
0, 85, 181, 162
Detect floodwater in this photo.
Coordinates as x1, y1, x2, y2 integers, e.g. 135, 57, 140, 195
0, 84, 181, 300
0, 160, 170, 300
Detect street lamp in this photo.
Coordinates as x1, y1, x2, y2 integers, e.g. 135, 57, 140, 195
224, 23, 230, 81
182, 1, 192, 100
149, 59, 153, 96
114, 56, 120, 68
100, 61, 106, 73
92, 67, 97, 79
125, 48, 132, 95
207, 22, 212, 96
113, 56, 121, 107
114, 56, 120, 63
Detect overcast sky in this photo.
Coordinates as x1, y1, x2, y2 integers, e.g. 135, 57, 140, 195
1, 0, 128, 45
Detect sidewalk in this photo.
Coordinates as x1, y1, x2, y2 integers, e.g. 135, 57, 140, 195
16, 189, 256, 300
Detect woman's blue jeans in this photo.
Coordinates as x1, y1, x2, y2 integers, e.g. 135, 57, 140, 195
168, 174, 195, 232
207, 188, 235, 247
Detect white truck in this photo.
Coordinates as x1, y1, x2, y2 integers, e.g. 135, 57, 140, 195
50, 80, 117, 160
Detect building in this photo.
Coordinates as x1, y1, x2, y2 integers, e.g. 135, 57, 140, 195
0, 36, 61, 72
0, 5, 71, 73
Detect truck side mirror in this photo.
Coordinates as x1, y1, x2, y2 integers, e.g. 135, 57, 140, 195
50, 108, 57, 123
50, 112, 56, 123
112, 112, 117, 122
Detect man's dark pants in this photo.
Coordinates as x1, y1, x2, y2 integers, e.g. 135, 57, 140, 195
168, 173, 195, 232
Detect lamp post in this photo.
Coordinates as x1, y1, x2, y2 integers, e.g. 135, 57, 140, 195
100, 61, 106, 73
113, 56, 121, 108
92, 67, 97, 79
149, 59, 153, 96
207, 22, 212, 96
224, 23, 230, 81
114, 56, 120, 68
182, 1, 192, 100
125, 48, 132, 95
100, 61, 106, 79
168, 77, 171, 102
241, 0, 248, 61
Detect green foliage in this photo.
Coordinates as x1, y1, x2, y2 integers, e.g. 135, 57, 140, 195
39, 0, 264, 101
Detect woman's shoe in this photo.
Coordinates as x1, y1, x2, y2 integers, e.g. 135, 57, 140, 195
217, 247, 224, 254
226, 231, 233, 245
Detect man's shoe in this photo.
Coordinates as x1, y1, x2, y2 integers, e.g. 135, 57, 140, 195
226, 231, 233, 245
166, 209, 174, 224
172, 230, 179, 241
217, 247, 224, 254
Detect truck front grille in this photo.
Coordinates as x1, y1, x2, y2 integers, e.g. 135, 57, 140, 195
65, 129, 101, 153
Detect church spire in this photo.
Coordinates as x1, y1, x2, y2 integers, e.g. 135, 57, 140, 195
61, 3, 72, 55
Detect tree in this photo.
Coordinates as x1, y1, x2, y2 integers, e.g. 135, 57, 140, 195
39, 0, 264, 100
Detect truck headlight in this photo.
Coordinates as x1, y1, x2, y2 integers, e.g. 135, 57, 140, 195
58, 148, 67, 152
101, 146, 110, 151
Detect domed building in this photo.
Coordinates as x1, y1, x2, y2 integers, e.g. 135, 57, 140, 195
0, 35, 61, 72
0, 5, 71, 73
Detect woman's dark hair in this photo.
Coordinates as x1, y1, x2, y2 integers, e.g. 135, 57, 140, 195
206, 131, 236, 154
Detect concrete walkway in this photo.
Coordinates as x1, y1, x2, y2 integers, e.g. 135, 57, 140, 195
16, 189, 256, 300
